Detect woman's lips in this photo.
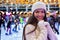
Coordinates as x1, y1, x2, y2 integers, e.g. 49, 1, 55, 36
36, 16, 42, 18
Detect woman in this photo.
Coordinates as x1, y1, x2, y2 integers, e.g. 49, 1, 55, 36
22, 2, 57, 40
5, 18, 12, 35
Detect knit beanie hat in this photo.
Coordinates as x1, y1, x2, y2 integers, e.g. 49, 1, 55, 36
32, 2, 46, 13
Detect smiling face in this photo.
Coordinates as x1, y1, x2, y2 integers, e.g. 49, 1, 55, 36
34, 9, 45, 21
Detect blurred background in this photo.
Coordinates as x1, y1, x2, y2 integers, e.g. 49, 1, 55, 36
0, 0, 60, 40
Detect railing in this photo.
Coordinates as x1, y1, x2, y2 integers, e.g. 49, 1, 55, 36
0, 3, 60, 11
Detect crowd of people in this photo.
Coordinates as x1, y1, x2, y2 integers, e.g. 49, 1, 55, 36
0, 11, 30, 35
47, 11, 60, 34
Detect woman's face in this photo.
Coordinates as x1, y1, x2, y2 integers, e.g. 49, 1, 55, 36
34, 9, 45, 21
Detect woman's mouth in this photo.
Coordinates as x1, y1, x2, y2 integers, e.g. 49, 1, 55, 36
37, 16, 42, 18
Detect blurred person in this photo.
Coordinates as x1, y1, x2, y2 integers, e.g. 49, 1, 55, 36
5, 12, 11, 22
19, 17, 24, 27
0, 12, 3, 34
5, 15, 9, 23
49, 11, 59, 34
0, 12, 2, 26
5, 18, 12, 35
1, 12, 6, 30
46, 12, 51, 22
12, 14, 15, 24
49, 15, 57, 33
22, 2, 57, 40
23, 17, 26, 23
56, 14, 60, 34
12, 19, 18, 32
15, 12, 19, 19
12, 19, 20, 32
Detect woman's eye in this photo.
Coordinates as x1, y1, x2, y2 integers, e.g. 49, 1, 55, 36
36, 11, 39, 13
41, 11, 44, 13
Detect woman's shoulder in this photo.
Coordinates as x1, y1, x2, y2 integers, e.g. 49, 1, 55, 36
25, 24, 35, 34
26, 24, 35, 29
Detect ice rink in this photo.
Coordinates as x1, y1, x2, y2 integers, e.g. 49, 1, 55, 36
1, 23, 60, 40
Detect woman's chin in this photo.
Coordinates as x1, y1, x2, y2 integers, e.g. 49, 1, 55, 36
37, 18, 43, 21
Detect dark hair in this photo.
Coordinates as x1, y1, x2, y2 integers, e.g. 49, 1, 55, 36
22, 10, 47, 40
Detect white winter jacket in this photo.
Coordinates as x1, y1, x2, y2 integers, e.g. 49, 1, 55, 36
24, 21, 57, 40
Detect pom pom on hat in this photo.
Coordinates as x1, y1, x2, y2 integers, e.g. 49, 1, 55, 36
32, 2, 46, 13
